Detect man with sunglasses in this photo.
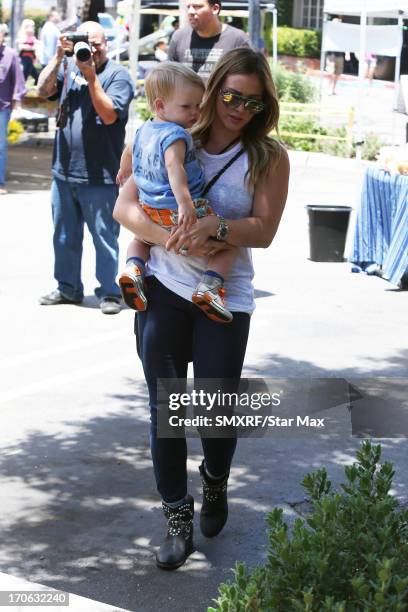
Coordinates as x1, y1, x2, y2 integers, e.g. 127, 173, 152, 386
168, 0, 250, 81
37, 21, 135, 314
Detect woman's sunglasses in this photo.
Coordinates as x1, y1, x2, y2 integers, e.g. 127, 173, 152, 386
219, 89, 266, 114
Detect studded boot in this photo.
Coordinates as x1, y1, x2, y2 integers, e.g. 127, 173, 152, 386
199, 461, 229, 538
155, 495, 194, 570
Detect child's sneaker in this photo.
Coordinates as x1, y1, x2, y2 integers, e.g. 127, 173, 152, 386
192, 275, 233, 324
119, 264, 147, 311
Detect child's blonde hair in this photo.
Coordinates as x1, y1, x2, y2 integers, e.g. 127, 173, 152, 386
145, 62, 204, 111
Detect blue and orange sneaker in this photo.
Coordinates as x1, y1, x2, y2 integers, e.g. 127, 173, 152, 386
192, 276, 233, 324
118, 264, 147, 311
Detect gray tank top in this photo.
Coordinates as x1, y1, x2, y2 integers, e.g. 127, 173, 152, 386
146, 141, 255, 314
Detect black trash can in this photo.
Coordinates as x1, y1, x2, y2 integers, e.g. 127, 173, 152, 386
306, 205, 352, 262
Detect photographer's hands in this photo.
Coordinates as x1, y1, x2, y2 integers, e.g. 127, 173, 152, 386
37, 36, 67, 98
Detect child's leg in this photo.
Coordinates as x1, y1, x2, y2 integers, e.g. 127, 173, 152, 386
119, 237, 150, 311
207, 249, 236, 280
126, 237, 150, 265
192, 248, 237, 324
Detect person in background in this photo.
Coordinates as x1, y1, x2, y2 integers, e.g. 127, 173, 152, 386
154, 39, 168, 62
17, 19, 40, 84
325, 16, 350, 96
168, 0, 250, 81
0, 24, 26, 195
168, 17, 179, 43
37, 21, 135, 314
355, 52, 377, 86
40, 9, 61, 68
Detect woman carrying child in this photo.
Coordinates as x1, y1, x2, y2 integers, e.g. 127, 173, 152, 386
114, 47, 289, 570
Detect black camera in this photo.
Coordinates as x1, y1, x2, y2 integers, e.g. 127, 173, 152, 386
64, 32, 92, 62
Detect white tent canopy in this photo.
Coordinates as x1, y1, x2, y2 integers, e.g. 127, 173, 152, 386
322, 0, 407, 151
322, 21, 402, 56
324, 0, 408, 17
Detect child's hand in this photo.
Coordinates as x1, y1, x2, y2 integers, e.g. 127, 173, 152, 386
178, 203, 197, 231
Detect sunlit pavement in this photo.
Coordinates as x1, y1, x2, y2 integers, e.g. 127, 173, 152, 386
0, 146, 407, 611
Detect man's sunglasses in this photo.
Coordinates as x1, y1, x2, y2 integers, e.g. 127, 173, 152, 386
219, 89, 265, 114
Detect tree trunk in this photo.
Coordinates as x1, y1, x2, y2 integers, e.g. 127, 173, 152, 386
249, 0, 261, 51
57, 0, 77, 25
57, 0, 67, 20
80, 0, 105, 23
10, 0, 25, 48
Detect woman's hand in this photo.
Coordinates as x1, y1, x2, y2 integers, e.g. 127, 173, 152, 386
174, 238, 232, 258
166, 215, 217, 252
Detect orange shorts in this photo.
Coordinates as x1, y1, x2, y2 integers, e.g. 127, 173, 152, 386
141, 198, 215, 229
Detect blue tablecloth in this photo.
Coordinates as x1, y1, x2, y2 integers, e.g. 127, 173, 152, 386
350, 167, 408, 285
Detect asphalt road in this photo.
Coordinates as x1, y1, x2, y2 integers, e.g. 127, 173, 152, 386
0, 149, 407, 611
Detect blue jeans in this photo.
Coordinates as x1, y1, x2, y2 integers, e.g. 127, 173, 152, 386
0, 108, 11, 186
51, 178, 121, 301
137, 276, 250, 503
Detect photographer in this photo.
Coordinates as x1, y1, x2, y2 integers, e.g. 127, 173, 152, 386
37, 21, 134, 314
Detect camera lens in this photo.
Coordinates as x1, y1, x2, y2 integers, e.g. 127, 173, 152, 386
74, 41, 92, 62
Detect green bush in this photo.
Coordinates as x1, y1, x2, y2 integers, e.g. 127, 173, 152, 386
25, 13, 47, 36
273, 62, 316, 104
210, 441, 408, 611
359, 132, 383, 161
4, 11, 47, 36
277, 27, 321, 58
135, 97, 153, 122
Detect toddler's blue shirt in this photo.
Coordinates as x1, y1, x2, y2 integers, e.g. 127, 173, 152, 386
132, 120, 205, 209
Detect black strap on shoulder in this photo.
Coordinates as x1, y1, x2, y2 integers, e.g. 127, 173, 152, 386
202, 148, 244, 196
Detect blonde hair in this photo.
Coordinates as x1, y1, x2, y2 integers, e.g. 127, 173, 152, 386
17, 19, 36, 41
191, 47, 282, 193
145, 62, 204, 111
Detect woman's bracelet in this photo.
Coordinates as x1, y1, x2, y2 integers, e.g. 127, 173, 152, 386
215, 216, 229, 241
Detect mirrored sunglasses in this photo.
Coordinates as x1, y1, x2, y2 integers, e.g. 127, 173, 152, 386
220, 89, 265, 114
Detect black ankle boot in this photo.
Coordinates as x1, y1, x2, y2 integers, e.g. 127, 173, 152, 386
155, 495, 194, 570
199, 461, 229, 538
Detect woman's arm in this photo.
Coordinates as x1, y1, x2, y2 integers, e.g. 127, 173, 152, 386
113, 176, 169, 247
113, 176, 226, 257
225, 147, 290, 248
167, 147, 290, 251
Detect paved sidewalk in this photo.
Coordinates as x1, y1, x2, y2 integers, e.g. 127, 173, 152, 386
0, 150, 407, 611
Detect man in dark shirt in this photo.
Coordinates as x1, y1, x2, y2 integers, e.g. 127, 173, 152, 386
168, 0, 250, 81
38, 21, 134, 314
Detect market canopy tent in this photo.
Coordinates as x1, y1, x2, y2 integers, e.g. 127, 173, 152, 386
323, 0, 408, 17
322, 0, 408, 147
322, 20, 402, 56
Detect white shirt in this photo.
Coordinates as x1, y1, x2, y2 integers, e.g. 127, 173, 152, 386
146, 142, 255, 314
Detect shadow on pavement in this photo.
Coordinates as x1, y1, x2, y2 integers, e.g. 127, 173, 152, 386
0, 357, 407, 611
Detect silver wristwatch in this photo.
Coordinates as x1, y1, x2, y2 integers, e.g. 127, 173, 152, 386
216, 216, 229, 241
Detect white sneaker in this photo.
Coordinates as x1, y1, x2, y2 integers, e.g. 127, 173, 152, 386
118, 264, 147, 311
192, 276, 233, 324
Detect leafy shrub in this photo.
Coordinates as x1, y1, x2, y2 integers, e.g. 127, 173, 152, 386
3, 11, 46, 36
272, 62, 316, 104
7, 119, 25, 144
210, 441, 408, 611
135, 97, 153, 122
277, 27, 321, 59
359, 132, 383, 161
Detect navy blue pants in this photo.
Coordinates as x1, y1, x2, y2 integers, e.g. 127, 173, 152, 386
136, 276, 250, 502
